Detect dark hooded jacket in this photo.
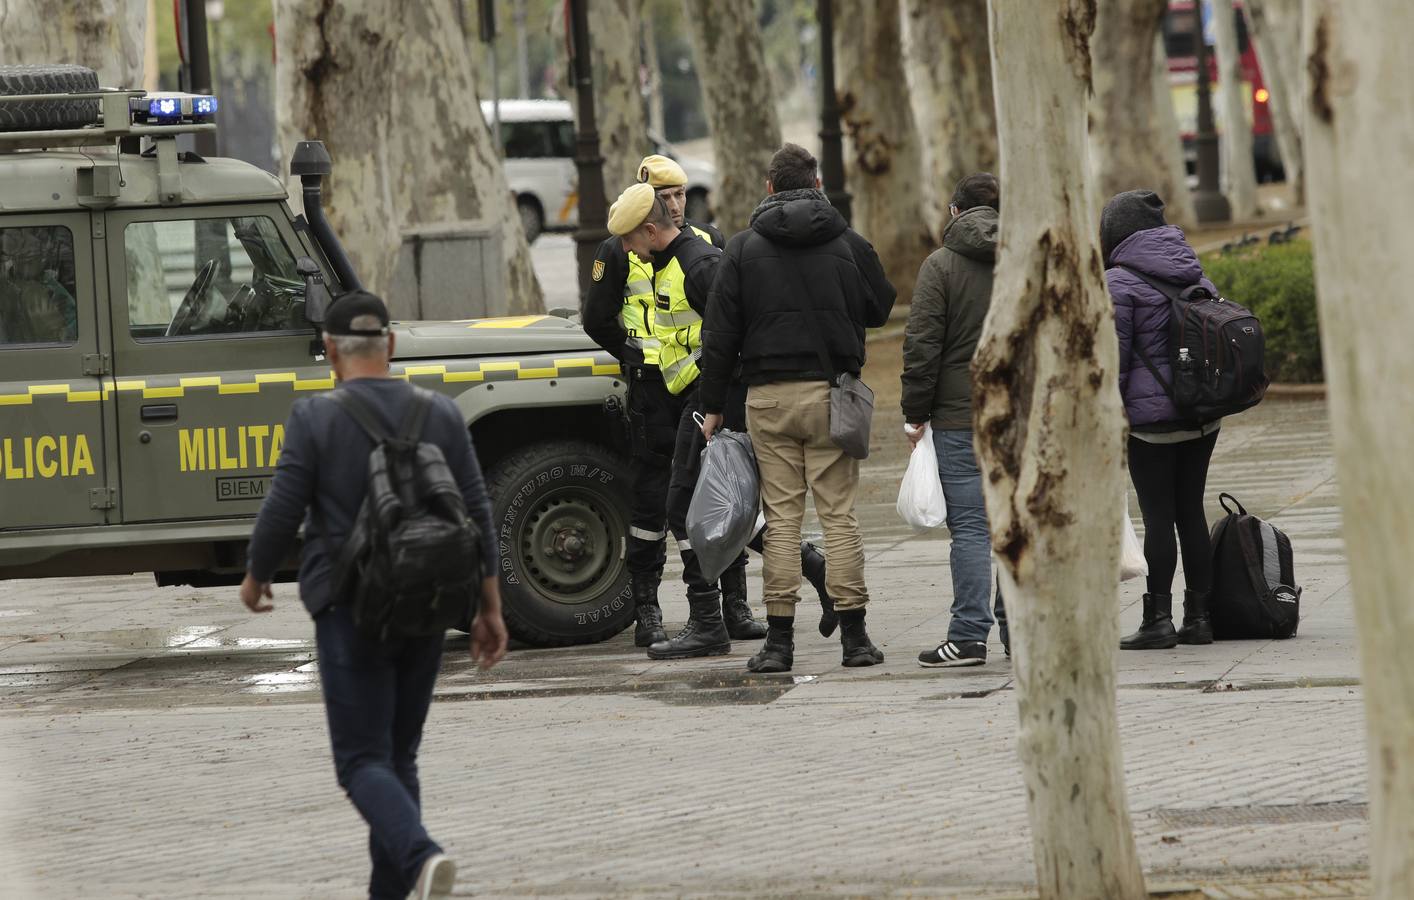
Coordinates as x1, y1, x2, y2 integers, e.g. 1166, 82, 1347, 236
698, 188, 895, 414
1107, 224, 1218, 429
899, 206, 998, 430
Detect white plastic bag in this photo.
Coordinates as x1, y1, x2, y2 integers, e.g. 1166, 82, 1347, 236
896, 425, 947, 529
1120, 497, 1148, 581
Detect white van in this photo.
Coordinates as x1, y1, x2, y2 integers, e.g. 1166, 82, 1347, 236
481, 99, 716, 242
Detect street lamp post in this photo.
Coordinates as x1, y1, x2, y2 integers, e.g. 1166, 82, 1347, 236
1191, 13, 1231, 223
816, 0, 851, 224
567, 0, 609, 301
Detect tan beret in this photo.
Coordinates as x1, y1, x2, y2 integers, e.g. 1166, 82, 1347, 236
608, 182, 656, 236
637, 154, 688, 188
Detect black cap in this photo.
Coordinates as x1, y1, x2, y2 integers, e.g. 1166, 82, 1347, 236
324, 290, 390, 336
1100, 190, 1168, 266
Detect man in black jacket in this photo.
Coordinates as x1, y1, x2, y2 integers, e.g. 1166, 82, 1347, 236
699, 143, 896, 673
239, 291, 506, 900
581, 156, 724, 646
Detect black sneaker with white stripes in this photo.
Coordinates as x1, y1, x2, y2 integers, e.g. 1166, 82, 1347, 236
918, 640, 987, 668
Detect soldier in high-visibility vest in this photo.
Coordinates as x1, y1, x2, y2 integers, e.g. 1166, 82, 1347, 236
583, 157, 726, 647
606, 184, 839, 658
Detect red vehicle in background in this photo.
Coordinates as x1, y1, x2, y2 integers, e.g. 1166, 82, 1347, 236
1165, 1, 1286, 182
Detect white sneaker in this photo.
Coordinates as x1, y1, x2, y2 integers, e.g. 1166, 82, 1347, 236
409, 853, 456, 899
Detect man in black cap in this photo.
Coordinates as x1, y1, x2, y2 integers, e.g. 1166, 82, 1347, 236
240, 290, 506, 900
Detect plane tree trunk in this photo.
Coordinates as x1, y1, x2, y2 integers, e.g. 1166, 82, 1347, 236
1090, 0, 1196, 229
681, 0, 782, 236
1213, 0, 1258, 219
1303, 2, 1414, 894
901, 0, 997, 236
589, 0, 649, 193
836, 0, 934, 303
1247, 0, 1304, 204
274, 0, 542, 315
977, 1, 1147, 896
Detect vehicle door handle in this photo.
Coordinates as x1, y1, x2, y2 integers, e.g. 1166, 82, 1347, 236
140, 403, 178, 423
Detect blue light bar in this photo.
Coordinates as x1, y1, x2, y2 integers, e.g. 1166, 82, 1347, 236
149, 97, 180, 119
129, 92, 219, 124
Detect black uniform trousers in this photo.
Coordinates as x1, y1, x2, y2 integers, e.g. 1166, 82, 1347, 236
625, 364, 677, 580
666, 379, 752, 594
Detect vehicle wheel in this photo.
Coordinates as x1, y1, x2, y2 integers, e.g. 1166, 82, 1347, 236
484, 440, 634, 647
0, 64, 100, 132
517, 198, 544, 244
685, 189, 712, 224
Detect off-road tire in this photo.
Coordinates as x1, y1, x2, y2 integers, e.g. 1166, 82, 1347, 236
0, 64, 101, 132
485, 440, 634, 647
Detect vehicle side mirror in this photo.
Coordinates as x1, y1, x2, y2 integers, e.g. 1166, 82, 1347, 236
298, 256, 330, 327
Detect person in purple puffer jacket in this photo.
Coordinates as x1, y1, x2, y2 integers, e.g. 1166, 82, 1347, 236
1102, 190, 1220, 651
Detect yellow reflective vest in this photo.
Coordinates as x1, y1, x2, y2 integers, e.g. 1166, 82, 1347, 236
622, 224, 713, 370
653, 254, 703, 396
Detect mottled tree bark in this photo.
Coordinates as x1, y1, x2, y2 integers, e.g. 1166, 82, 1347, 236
589, 0, 649, 193
0, 0, 168, 325
836, 0, 933, 303
978, 1, 1147, 897
1303, 2, 1414, 895
902, 0, 997, 236
0, 0, 144, 87
1247, 0, 1304, 204
681, 0, 782, 236
1212, 0, 1258, 219
1090, 0, 1196, 229
274, 0, 542, 315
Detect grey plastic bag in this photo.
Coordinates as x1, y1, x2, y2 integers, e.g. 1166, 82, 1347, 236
686, 427, 761, 583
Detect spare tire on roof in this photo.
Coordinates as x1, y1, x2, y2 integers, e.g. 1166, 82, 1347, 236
0, 64, 101, 132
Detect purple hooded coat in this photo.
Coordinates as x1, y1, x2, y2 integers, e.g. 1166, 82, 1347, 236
1107, 225, 1217, 429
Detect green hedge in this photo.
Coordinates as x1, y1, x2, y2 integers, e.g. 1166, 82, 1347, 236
1201, 238, 1322, 383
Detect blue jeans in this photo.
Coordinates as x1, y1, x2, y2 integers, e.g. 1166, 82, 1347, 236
935, 430, 1005, 643
315, 605, 446, 899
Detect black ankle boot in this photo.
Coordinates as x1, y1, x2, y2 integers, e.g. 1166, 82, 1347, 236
1176, 589, 1214, 645
747, 616, 794, 673
1120, 592, 1178, 650
837, 608, 883, 667
719, 565, 767, 640
647, 589, 731, 659
631, 574, 666, 647
801, 541, 838, 637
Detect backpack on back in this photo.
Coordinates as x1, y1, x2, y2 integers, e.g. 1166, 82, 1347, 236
1120, 266, 1269, 422
324, 387, 482, 641
1209, 492, 1300, 640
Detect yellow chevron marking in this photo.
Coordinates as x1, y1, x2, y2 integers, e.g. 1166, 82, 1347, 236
468, 316, 547, 329
115, 380, 147, 392
255, 372, 297, 384
403, 365, 448, 377
0, 393, 32, 406
442, 370, 486, 383
180, 376, 222, 388
293, 376, 335, 391
142, 386, 184, 399
217, 382, 260, 395
66, 390, 102, 402
518, 365, 559, 379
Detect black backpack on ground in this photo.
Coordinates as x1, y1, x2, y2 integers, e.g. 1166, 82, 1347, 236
1209, 493, 1300, 640
323, 387, 482, 641
1119, 266, 1269, 423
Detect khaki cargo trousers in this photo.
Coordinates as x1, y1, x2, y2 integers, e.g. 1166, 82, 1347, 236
745, 380, 869, 617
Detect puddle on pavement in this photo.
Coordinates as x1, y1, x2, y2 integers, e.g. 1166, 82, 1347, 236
434, 672, 818, 707
0, 609, 37, 619
242, 661, 319, 694
0, 624, 311, 653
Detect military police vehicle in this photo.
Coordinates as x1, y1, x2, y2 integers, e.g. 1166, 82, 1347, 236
0, 64, 636, 647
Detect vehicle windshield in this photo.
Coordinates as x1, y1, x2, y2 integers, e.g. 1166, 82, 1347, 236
124, 215, 306, 340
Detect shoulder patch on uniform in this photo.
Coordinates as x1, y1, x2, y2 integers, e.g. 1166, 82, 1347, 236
592, 260, 605, 282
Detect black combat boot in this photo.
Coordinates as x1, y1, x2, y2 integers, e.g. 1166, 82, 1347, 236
1119, 593, 1179, 649
801, 541, 838, 637
747, 616, 795, 673
647, 589, 731, 659
837, 608, 884, 667
631, 574, 666, 647
1176, 589, 1214, 645
719, 564, 768, 640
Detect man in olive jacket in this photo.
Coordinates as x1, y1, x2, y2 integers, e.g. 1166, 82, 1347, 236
900, 173, 1007, 668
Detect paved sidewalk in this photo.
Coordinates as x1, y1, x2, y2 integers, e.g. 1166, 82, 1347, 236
0, 395, 1364, 898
